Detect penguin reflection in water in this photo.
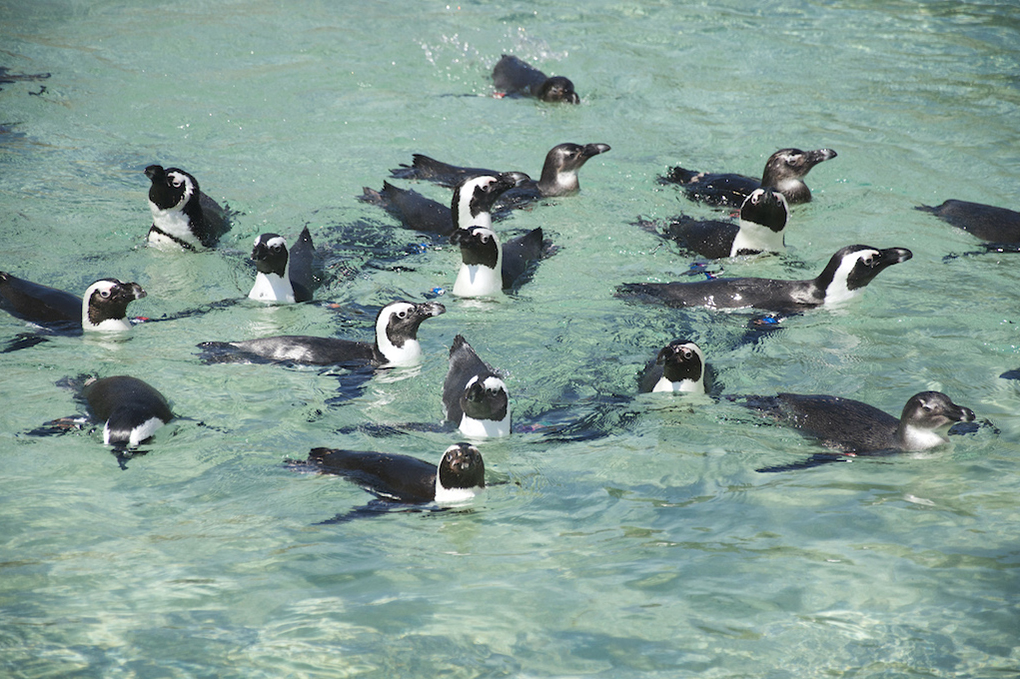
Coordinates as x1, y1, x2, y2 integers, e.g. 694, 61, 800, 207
29, 375, 174, 469
285, 443, 485, 524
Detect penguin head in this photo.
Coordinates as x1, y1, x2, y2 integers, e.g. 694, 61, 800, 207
450, 225, 501, 268
145, 165, 199, 211
374, 300, 446, 366
538, 76, 579, 104
819, 244, 912, 306
897, 391, 976, 450
251, 233, 290, 276
656, 340, 705, 389
761, 148, 838, 186
539, 142, 611, 195
435, 442, 486, 503
451, 172, 527, 228
461, 374, 509, 422
81, 279, 146, 331
740, 188, 789, 233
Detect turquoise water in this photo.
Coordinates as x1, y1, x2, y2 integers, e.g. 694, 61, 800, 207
2, 1, 1019, 677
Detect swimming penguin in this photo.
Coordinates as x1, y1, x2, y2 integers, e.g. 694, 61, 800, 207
359, 171, 526, 237
198, 300, 445, 367
0, 272, 146, 333
492, 54, 579, 103
443, 335, 511, 438
637, 340, 708, 394
662, 148, 838, 208
647, 187, 790, 259
248, 226, 317, 304
617, 244, 912, 312
83, 375, 174, 449
390, 142, 611, 199
145, 164, 231, 250
745, 391, 976, 471
915, 199, 1020, 244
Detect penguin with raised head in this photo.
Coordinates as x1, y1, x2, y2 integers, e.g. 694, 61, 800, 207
618, 244, 912, 312
492, 54, 579, 103
443, 335, 510, 438
145, 164, 231, 250
248, 226, 317, 304
0, 272, 146, 334
638, 340, 709, 394
287, 442, 485, 523
662, 148, 837, 208
360, 171, 526, 237
390, 142, 611, 198
916, 199, 1020, 244
646, 187, 790, 259
198, 300, 445, 367
745, 391, 976, 471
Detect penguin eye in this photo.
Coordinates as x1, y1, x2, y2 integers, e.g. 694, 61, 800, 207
396, 310, 407, 319
681, 349, 692, 359
99, 289, 111, 298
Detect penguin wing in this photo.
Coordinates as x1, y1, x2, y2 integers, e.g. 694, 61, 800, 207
660, 216, 739, 259
749, 393, 899, 453
198, 336, 377, 366
307, 448, 437, 503
287, 227, 318, 302
195, 191, 232, 247
501, 227, 547, 289
360, 182, 454, 236
0, 272, 81, 328
492, 54, 547, 95
660, 168, 758, 208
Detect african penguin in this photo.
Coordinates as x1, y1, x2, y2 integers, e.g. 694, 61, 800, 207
0, 272, 146, 333
745, 391, 976, 460
198, 300, 445, 367
145, 164, 231, 250
450, 224, 546, 296
650, 187, 790, 259
617, 244, 912, 312
82, 375, 174, 449
916, 199, 1020, 243
662, 148, 838, 208
443, 334, 511, 438
248, 226, 316, 304
293, 442, 486, 506
638, 340, 708, 394
492, 54, 579, 103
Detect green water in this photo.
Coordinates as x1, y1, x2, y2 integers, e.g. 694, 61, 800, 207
1, 1, 1019, 677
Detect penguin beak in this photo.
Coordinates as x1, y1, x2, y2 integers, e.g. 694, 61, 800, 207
117, 282, 147, 301
879, 247, 913, 265
413, 301, 446, 319
582, 143, 611, 158
805, 148, 838, 166
496, 171, 530, 189
950, 403, 976, 423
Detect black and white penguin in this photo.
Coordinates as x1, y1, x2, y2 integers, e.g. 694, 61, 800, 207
82, 375, 174, 449
450, 223, 546, 298
294, 442, 486, 506
390, 142, 611, 198
443, 335, 511, 438
198, 300, 445, 367
745, 391, 976, 463
145, 164, 231, 250
0, 272, 146, 333
359, 171, 526, 237
248, 226, 317, 304
637, 340, 708, 394
618, 244, 912, 312
649, 187, 790, 259
492, 54, 579, 104
662, 148, 838, 208
915, 199, 1020, 243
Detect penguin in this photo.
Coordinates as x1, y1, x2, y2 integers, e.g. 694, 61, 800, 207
647, 187, 790, 259
82, 375, 174, 449
145, 164, 231, 250
248, 226, 317, 304
617, 244, 912, 312
915, 199, 1020, 243
745, 391, 976, 471
637, 340, 708, 394
0, 272, 146, 333
389, 142, 611, 198
450, 224, 546, 297
443, 335, 511, 438
492, 54, 579, 103
197, 300, 445, 367
662, 148, 838, 208
359, 172, 526, 237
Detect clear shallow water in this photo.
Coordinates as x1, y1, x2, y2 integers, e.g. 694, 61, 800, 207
1, 1, 1019, 677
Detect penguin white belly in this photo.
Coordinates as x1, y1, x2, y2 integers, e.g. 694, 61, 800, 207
453, 264, 501, 297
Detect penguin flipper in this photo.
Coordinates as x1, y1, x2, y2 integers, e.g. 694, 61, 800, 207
360, 182, 454, 236
390, 154, 496, 187
501, 227, 549, 289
